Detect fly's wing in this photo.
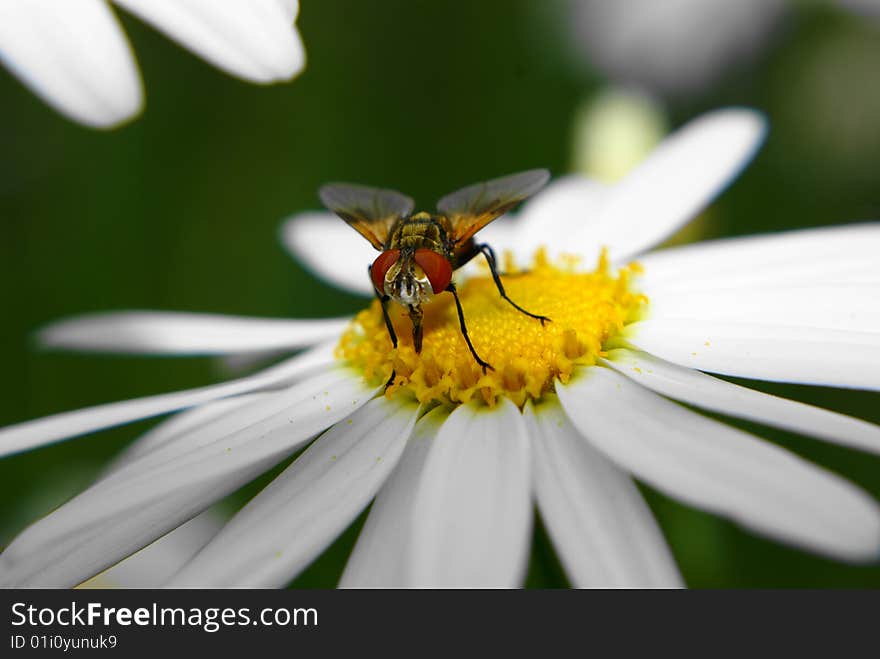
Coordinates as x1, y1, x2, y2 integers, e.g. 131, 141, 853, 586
436, 169, 550, 246
319, 183, 415, 250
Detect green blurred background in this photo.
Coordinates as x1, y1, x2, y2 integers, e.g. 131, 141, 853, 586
1, 0, 879, 587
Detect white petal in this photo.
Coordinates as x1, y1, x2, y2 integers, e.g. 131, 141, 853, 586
0, 340, 337, 458
89, 367, 372, 495
644, 283, 880, 333
639, 223, 880, 292
340, 406, 446, 588
79, 510, 224, 588
217, 349, 291, 375
0, 367, 375, 587
280, 212, 376, 296
605, 350, 880, 456
526, 397, 683, 588
408, 399, 532, 588
113, 0, 304, 83
167, 396, 420, 587
38, 311, 352, 355
558, 367, 880, 562
507, 176, 610, 263
589, 108, 766, 262
104, 393, 266, 471
625, 319, 880, 390
0, 0, 143, 128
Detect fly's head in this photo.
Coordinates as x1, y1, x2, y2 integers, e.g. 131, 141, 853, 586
371, 248, 452, 307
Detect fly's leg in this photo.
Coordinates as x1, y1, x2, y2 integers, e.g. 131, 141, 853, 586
478, 243, 551, 325
446, 283, 493, 374
370, 265, 398, 390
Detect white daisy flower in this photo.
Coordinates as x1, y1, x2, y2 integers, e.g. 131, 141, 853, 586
566, 0, 880, 100
0, 0, 305, 129
2, 108, 879, 588
567, 0, 788, 98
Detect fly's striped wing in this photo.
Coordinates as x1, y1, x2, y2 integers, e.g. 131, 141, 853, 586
319, 183, 415, 250
436, 169, 550, 245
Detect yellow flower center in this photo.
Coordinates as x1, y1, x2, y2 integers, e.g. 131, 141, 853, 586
336, 248, 647, 406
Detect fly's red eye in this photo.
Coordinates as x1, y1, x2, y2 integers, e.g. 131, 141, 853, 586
371, 249, 400, 293
414, 249, 452, 294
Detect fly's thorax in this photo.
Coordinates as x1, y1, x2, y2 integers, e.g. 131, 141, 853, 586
388, 212, 450, 254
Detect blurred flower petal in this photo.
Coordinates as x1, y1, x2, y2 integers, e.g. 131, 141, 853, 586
408, 399, 532, 587
0, 0, 143, 127
280, 212, 377, 296
340, 406, 446, 588
587, 108, 767, 262
38, 311, 352, 355
571, 0, 786, 98
838, 0, 880, 21
625, 320, 880, 390
114, 0, 305, 83
0, 341, 337, 458
167, 396, 419, 587
526, 397, 683, 588
275, 0, 299, 21
558, 367, 880, 562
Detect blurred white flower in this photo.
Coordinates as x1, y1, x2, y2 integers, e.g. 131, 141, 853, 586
1, 109, 879, 588
839, 0, 880, 21
568, 0, 787, 98
568, 0, 880, 100
0, 0, 305, 128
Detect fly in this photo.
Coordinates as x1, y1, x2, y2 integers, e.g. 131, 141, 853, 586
319, 169, 551, 381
